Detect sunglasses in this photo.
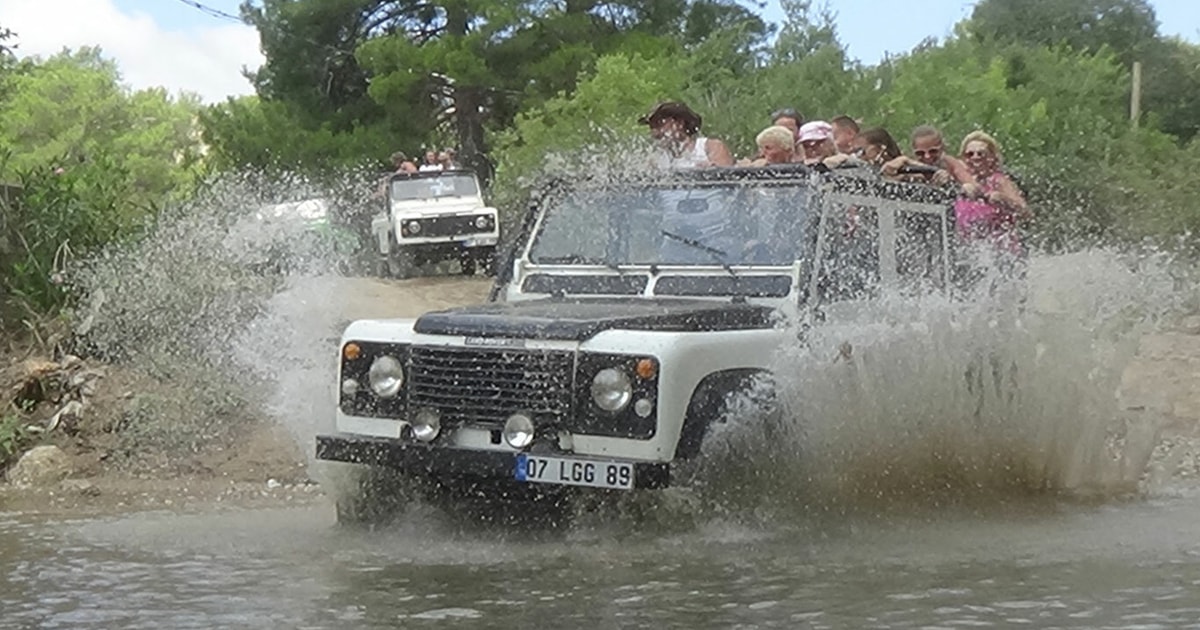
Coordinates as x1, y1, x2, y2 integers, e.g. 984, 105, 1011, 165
964, 150, 991, 158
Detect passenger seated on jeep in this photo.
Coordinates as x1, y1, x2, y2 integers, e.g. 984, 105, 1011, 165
739, 126, 796, 166
639, 101, 735, 169
822, 127, 905, 177
419, 150, 443, 172
391, 151, 418, 174
830, 115, 860, 155
797, 121, 839, 166
882, 125, 978, 195
954, 130, 1030, 255
770, 107, 804, 138
855, 128, 904, 169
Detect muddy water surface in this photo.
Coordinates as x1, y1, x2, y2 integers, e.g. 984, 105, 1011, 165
5, 494, 1200, 629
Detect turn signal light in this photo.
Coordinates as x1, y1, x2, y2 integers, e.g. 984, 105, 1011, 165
343, 343, 361, 361
635, 358, 658, 379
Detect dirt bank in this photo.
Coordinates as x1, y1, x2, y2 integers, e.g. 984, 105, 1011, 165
0, 275, 493, 516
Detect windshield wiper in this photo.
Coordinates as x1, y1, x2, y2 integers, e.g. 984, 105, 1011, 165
660, 230, 737, 277
535, 254, 623, 273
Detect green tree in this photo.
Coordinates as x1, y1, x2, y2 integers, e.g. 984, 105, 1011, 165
220, 0, 767, 175
0, 48, 203, 316
491, 52, 685, 190
0, 48, 203, 201
966, 0, 1200, 141
241, 0, 393, 134
199, 95, 394, 173
967, 0, 1160, 64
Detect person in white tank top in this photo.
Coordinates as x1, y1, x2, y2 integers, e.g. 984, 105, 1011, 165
638, 101, 734, 169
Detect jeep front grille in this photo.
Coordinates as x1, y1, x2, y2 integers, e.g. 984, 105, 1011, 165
406, 214, 491, 238
408, 346, 573, 425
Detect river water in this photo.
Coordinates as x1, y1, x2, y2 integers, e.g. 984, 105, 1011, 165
5, 491, 1200, 628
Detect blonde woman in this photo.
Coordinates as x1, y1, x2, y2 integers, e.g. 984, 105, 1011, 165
740, 125, 796, 166
953, 130, 1030, 254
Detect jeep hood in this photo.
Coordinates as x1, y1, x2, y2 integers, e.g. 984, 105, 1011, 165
391, 198, 486, 216
412, 298, 777, 341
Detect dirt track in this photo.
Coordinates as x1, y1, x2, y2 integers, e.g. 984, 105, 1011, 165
289, 274, 493, 322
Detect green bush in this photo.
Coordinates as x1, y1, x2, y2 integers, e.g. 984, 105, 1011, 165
0, 411, 31, 469
1, 151, 157, 320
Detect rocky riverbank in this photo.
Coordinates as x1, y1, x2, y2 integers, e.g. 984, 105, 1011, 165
0, 276, 494, 516
0, 352, 318, 516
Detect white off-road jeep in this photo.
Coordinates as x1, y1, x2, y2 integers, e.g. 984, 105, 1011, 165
370, 169, 500, 278
320, 165, 955, 522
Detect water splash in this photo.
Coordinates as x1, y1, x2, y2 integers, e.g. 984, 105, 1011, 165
698, 248, 1193, 515
67, 169, 378, 463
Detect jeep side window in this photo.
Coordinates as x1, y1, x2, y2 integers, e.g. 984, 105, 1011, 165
817, 202, 880, 303
896, 208, 948, 292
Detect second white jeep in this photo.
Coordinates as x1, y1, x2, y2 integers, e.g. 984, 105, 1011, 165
370, 169, 500, 278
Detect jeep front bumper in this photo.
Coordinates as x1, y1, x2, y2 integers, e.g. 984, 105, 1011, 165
315, 433, 671, 490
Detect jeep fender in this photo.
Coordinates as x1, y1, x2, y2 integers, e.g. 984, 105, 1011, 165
675, 369, 775, 460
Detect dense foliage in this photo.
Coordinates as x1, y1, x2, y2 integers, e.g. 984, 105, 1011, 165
0, 48, 203, 323
2, 0, 1200, 328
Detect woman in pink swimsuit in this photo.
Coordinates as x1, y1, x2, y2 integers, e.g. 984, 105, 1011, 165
952, 130, 1031, 256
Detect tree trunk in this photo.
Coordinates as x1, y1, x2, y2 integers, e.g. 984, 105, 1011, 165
444, 1, 490, 186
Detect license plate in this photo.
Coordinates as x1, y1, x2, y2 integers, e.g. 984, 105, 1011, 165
461, 235, 498, 247
514, 454, 634, 490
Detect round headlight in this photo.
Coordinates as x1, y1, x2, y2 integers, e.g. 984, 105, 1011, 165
407, 220, 421, 234
367, 355, 404, 398
591, 368, 633, 412
341, 378, 360, 396
474, 215, 490, 229
503, 413, 535, 449
411, 408, 441, 442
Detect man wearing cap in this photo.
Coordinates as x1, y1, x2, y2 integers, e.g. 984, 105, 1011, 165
639, 101, 734, 169
797, 121, 839, 165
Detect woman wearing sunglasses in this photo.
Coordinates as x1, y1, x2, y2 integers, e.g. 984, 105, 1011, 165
953, 130, 1030, 256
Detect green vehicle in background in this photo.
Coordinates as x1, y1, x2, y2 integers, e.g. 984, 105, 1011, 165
238, 198, 362, 276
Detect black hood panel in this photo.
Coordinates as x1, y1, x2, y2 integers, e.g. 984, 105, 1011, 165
412, 298, 777, 341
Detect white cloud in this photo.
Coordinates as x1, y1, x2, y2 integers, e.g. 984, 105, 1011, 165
0, 0, 263, 103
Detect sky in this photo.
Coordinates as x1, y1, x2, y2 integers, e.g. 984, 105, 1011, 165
0, 0, 1196, 104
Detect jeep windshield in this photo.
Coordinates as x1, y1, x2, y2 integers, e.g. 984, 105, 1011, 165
390, 174, 479, 201
528, 181, 814, 267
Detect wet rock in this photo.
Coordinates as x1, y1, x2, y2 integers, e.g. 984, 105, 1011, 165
60, 478, 101, 497
4, 355, 104, 435
6, 445, 72, 486
44, 400, 84, 433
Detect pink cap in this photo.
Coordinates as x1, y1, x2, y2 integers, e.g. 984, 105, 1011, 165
798, 121, 834, 143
